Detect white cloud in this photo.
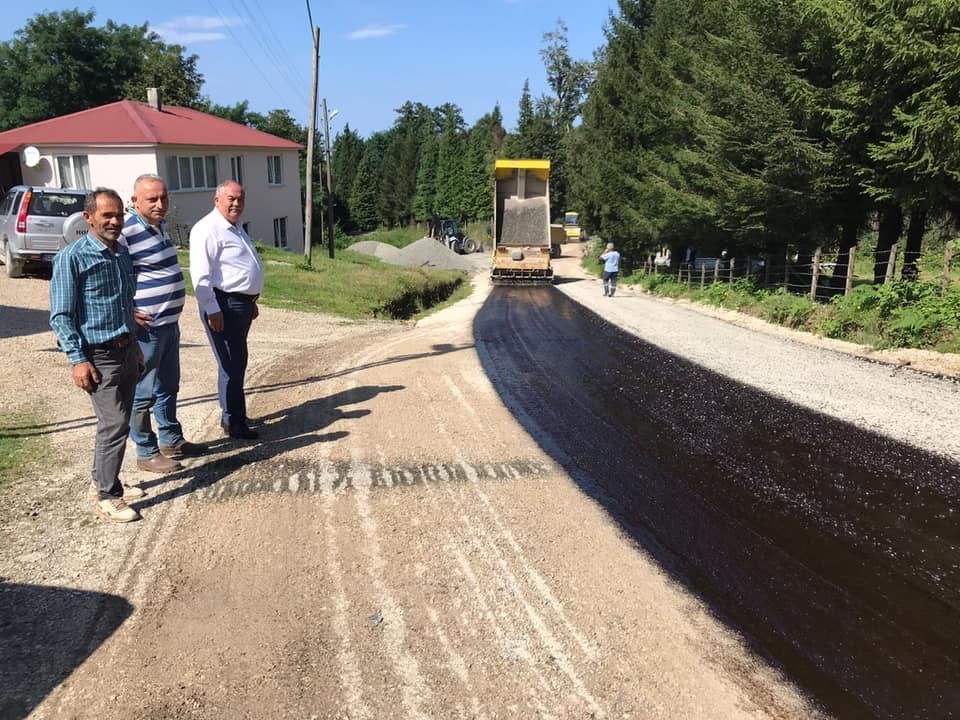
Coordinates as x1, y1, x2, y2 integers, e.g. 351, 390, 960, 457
151, 16, 244, 45
348, 24, 406, 40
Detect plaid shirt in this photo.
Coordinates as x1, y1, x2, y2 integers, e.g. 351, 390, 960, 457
49, 232, 137, 365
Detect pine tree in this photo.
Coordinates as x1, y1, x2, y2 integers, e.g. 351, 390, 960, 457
435, 108, 467, 220
350, 151, 379, 232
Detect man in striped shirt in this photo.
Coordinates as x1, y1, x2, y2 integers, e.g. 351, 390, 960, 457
50, 188, 144, 523
121, 174, 206, 471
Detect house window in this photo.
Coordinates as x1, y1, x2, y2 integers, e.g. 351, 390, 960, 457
273, 217, 287, 248
230, 155, 244, 185
267, 155, 282, 185
56, 155, 91, 189
164, 155, 217, 191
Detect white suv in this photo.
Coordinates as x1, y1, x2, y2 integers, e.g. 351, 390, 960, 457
0, 186, 89, 278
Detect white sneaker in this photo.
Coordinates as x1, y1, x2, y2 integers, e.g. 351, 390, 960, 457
89, 481, 146, 501
94, 497, 141, 523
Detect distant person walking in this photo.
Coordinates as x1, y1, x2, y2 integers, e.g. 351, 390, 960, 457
600, 242, 621, 297
49, 188, 144, 523
190, 181, 264, 440
121, 174, 206, 471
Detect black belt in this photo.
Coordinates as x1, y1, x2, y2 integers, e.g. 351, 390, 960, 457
88, 334, 134, 350
215, 288, 259, 301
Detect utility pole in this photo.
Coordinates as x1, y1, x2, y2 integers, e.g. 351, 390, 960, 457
303, 25, 320, 266
322, 97, 336, 259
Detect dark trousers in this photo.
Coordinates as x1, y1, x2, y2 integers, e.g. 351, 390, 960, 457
202, 290, 256, 428
88, 344, 139, 499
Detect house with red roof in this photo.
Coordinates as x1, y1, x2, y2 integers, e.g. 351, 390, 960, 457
0, 91, 304, 252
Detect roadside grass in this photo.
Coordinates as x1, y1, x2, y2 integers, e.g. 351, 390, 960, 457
0, 411, 53, 490
582, 241, 960, 352
180, 244, 468, 321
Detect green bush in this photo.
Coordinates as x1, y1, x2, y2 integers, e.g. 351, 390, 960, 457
884, 307, 945, 348
761, 289, 816, 328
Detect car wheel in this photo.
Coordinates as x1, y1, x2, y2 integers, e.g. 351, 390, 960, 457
5, 241, 24, 278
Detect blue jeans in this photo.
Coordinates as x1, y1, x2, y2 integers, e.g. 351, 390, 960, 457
129, 322, 184, 458
202, 290, 256, 428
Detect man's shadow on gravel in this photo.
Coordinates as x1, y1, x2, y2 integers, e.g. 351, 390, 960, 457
133, 384, 404, 510
2, 344, 464, 439
0, 305, 52, 340
0, 580, 132, 720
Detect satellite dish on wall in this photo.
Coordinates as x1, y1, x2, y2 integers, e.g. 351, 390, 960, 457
23, 146, 40, 168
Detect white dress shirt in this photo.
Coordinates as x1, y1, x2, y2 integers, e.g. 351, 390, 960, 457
189, 208, 265, 315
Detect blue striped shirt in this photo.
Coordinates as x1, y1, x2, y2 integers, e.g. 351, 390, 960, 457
49, 233, 137, 365
120, 211, 186, 327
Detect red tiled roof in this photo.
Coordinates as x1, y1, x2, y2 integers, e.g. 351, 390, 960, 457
0, 101, 302, 151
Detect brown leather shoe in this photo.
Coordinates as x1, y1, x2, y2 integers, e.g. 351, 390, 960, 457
159, 440, 207, 459
136, 454, 183, 473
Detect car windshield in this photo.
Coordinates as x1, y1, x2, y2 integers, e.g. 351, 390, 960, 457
28, 192, 85, 218
564, 213, 578, 225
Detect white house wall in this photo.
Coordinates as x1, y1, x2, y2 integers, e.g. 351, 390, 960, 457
159, 146, 303, 254
17, 145, 303, 255
21, 146, 158, 196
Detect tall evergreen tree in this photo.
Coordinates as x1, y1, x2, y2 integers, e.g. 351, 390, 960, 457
332, 124, 365, 230
350, 151, 379, 232
435, 107, 468, 220
412, 132, 439, 222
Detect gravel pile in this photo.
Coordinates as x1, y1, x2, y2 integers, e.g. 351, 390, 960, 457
347, 236, 481, 272
346, 240, 402, 264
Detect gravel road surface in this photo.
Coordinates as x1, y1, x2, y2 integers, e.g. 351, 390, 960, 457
1, 247, 956, 719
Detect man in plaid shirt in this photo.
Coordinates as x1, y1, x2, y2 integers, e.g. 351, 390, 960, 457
50, 188, 144, 523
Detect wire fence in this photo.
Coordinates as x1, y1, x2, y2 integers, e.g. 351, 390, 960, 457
640, 241, 957, 299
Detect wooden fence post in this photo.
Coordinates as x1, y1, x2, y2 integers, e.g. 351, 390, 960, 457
728, 257, 736, 285
944, 241, 954, 288
885, 243, 899, 283
845, 245, 856, 296
700, 264, 707, 289
810, 246, 822, 300
714, 260, 720, 284
784, 252, 791, 292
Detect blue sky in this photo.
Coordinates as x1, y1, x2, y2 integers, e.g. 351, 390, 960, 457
2, 1, 615, 139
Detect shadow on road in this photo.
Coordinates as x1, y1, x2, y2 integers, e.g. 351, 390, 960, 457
132, 384, 404, 511
0, 580, 132, 719
474, 285, 960, 720
0, 305, 52, 341
1, 343, 466, 440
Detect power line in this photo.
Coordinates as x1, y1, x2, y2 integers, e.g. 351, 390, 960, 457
205, 0, 307, 111
232, 0, 311, 101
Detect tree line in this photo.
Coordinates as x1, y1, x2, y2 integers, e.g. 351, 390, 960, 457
573, 0, 960, 287
0, 10, 590, 237
7, 4, 955, 289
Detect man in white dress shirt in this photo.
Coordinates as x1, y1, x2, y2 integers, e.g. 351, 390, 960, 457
189, 181, 264, 440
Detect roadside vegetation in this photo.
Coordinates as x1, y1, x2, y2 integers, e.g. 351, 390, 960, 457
585, 244, 960, 353
181, 244, 471, 321
0, 412, 52, 490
